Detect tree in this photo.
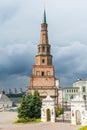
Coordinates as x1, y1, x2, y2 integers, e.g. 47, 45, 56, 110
18, 91, 42, 119
18, 93, 33, 118
32, 91, 42, 118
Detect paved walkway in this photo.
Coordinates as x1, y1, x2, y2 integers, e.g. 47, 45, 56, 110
0, 112, 81, 130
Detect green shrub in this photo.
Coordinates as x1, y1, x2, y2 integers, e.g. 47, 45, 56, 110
15, 117, 41, 123
15, 117, 36, 123
35, 118, 41, 122
55, 108, 63, 117
79, 126, 87, 130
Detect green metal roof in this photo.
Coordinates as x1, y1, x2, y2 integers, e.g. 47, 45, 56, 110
43, 9, 47, 24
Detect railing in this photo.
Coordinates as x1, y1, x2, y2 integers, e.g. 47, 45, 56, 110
28, 86, 57, 89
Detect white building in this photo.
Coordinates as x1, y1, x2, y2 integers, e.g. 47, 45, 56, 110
71, 95, 87, 126
0, 92, 13, 108
58, 88, 65, 108
73, 79, 87, 100
58, 79, 87, 109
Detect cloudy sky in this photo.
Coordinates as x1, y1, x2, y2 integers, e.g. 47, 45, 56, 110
0, 0, 87, 91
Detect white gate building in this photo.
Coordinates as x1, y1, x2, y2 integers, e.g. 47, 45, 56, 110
41, 95, 56, 122
71, 95, 87, 126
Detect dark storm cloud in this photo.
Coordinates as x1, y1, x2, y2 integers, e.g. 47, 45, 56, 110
0, 0, 87, 89
53, 41, 87, 86
0, 43, 34, 72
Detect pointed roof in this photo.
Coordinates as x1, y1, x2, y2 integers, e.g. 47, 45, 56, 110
43, 9, 47, 24
0, 93, 12, 103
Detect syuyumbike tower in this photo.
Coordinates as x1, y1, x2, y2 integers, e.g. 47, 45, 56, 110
27, 10, 59, 106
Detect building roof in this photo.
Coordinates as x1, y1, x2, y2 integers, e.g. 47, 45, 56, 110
74, 78, 87, 83
82, 78, 87, 81
0, 93, 12, 103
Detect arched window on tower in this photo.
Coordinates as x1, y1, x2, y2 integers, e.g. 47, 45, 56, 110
42, 59, 45, 63
48, 59, 52, 65
47, 47, 50, 53
42, 46, 45, 52
47, 71, 50, 76
38, 47, 40, 53
36, 71, 40, 76
41, 71, 44, 76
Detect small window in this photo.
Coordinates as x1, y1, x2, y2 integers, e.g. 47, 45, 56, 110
42, 71, 44, 76
38, 47, 40, 52
36, 71, 40, 76
82, 86, 86, 92
67, 90, 68, 93
48, 59, 52, 65
69, 90, 71, 93
83, 95, 86, 100
70, 95, 73, 99
47, 47, 50, 52
76, 90, 78, 93
42, 47, 45, 52
42, 59, 45, 63
47, 71, 50, 76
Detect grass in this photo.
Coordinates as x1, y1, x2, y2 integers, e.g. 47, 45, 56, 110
79, 126, 87, 130
14, 117, 41, 124
35, 118, 41, 122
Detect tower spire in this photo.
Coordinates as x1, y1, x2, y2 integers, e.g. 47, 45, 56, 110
40, 9, 48, 45
43, 9, 46, 24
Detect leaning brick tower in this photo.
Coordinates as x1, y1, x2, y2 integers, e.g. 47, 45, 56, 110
27, 10, 59, 106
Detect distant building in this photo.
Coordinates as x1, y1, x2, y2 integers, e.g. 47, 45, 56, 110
19, 88, 23, 93
58, 88, 65, 108
64, 87, 79, 102
15, 88, 17, 94
9, 88, 12, 94
0, 92, 13, 108
73, 78, 87, 100
58, 79, 87, 109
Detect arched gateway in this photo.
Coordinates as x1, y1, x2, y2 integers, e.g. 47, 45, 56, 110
47, 109, 51, 121
76, 110, 81, 125
71, 95, 87, 126
41, 95, 56, 122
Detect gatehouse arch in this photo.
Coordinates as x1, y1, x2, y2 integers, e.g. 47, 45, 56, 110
76, 110, 81, 125
71, 95, 87, 126
46, 108, 51, 121
41, 95, 56, 122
